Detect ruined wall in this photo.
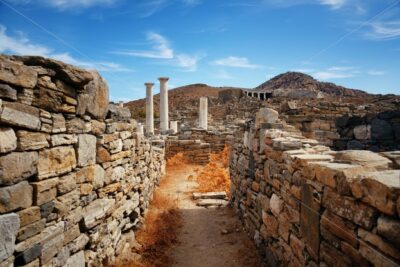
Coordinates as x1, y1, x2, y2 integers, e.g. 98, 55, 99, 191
0, 55, 165, 267
333, 110, 400, 151
165, 139, 210, 165
230, 108, 400, 267
179, 128, 233, 153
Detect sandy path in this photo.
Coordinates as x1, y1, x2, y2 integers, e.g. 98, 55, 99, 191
164, 165, 266, 267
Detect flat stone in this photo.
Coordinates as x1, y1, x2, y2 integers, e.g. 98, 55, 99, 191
52, 113, 66, 133
270, 193, 283, 216
37, 146, 76, 179
67, 234, 89, 254
64, 251, 85, 267
0, 151, 38, 186
17, 131, 49, 151
40, 222, 64, 264
57, 173, 77, 194
360, 242, 398, 267
40, 201, 55, 219
0, 101, 40, 130
0, 181, 32, 213
0, 213, 20, 262
81, 198, 115, 229
335, 150, 391, 171
50, 134, 77, 146
358, 228, 400, 260
192, 191, 227, 200
255, 108, 279, 129
75, 164, 105, 189
0, 127, 17, 153
322, 188, 377, 229
0, 57, 38, 88
32, 178, 59, 205
293, 154, 333, 163
17, 219, 46, 242
76, 134, 96, 167
196, 199, 228, 207
0, 83, 17, 101
66, 118, 91, 134
17, 206, 41, 227
14, 243, 41, 266
311, 162, 364, 189
351, 170, 400, 215
377, 215, 400, 247
321, 210, 358, 248
90, 120, 106, 136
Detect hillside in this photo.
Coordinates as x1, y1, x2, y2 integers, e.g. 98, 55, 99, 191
125, 84, 246, 118
255, 72, 369, 97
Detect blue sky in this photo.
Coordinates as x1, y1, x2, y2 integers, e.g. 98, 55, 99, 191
0, 0, 399, 101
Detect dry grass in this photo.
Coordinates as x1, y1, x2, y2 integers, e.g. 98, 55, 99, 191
195, 146, 231, 195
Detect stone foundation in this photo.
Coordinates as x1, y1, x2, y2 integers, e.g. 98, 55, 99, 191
230, 108, 400, 267
0, 55, 166, 267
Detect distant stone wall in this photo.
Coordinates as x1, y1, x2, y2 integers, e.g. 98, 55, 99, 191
179, 128, 233, 153
229, 108, 400, 267
333, 110, 400, 151
165, 139, 211, 165
0, 55, 165, 267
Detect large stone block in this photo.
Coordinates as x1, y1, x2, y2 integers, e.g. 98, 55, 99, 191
17, 219, 46, 242
0, 181, 32, 212
37, 146, 76, 179
65, 251, 85, 267
0, 83, 17, 101
17, 206, 41, 227
81, 198, 115, 229
377, 216, 400, 247
50, 134, 77, 146
322, 188, 377, 229
76, 134, 96, 167
40, 222, 64, 264
351, 170, 400, 215
0, 151, 38, 185
0, 57, 37, 88
334, 150, 391, 171
354, 125, 371, 140
0, 127, 16, 153
32, 178, 59, 205
77, 71, 109, 120
255, 108, 279, 129
0, 213, 20, 262
17, 131, 49, 151
0, 102, 41, 130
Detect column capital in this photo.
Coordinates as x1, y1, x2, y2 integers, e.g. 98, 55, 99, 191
145, 82, 154, 88
158, 77, 169, 82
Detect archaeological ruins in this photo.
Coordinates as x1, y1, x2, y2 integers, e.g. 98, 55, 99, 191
0, 55, 400, 267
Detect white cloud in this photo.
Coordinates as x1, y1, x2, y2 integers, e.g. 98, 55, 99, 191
113, 32, 203, 71
366, 21, 400, 40
319, 0, 346, 9
213, 56, 261, 69
292, 68, 316, 73
367, 70, 386, 76
8, 0, 118, 9
113, 32, 173, 59
328, 66, 354, 71
0, 25, 129, 72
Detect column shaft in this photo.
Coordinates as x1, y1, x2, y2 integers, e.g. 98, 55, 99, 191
145, 83, 154, 134
199, 97, 208, 130
159, 77, 169, 132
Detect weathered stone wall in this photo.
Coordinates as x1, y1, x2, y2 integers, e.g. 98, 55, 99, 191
333, 110, 400, 151
230, 108, 400, 267
165, 139, 211, 165
0, 55, 166, 267
178, 128, 234, 153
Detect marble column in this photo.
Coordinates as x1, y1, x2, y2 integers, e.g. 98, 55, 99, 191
199, 97, 208, 130
137, 123, 144, 135
170, 121, 178, 134
145, 82, 154, 134
159, 77, 169, 132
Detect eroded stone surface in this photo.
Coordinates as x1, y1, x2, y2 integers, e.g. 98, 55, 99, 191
0, 213, 20, 262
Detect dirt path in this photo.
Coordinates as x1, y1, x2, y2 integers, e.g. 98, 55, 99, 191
164, 164, 266, 267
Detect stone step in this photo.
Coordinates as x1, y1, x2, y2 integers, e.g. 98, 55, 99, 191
192, 191, 227, 200
196, 199, 229, 207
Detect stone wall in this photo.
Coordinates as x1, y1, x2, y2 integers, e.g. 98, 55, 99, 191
0, 55, 166, 267
229, 108, 400, 267
165, 139, 211, 165
333, 110, 400, 152
179, 128, 234, 153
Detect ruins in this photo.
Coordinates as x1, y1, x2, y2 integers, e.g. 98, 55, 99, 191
0, 55, 399, 267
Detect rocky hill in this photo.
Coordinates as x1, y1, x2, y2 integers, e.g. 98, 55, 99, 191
255, 72, 369, 97
125, 84, 245, 118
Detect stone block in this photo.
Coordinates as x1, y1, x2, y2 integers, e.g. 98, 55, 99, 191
360, 242, 398, 267
17, 219, 46, 242
351, 170, 400, 215
358, 228, 400, 260
0, 83, 17, 101
377, 215, 400, 247
335, 150, 391, 171
14, 243, 41, 266
371, 118, 393, 140
321, 210, 357, 247
0, 57, 37, 88
75, 164, 104, 189
81, 198, 115, 229
322, 188, 377, 229
270, 193, 283, 216
0, 151, 38, 185
17, 131, 49, 151
66, 118, 91, 134
17, 207, 41, 227
57, 173, 77, 194
354, 125, 371, 140
40, 201, 55, 219
52, 113, 66, 133
76, 134, 96, 167
0, 127, 16, 153
50, 134, 77, 146
0, 213, 20, 262
31, 178, 59, 205
0, 101, 40, 130
67, 234, 89, 254
38, 146, 76, 179
320, 242, 352, 267
40, 222, 64, 264
0, 181, 32, 212
64, 251, 85, 267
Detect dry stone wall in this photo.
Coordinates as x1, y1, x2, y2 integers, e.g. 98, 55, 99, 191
230, 108, 400, 267
0, 55, 166, 267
